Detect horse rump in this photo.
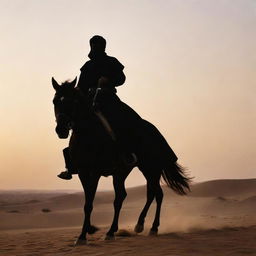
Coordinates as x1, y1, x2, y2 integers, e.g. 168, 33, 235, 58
138, 120, 191, 195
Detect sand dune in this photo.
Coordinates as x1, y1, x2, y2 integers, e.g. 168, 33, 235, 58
0, 178, 255, 255
189, 178, 256, 198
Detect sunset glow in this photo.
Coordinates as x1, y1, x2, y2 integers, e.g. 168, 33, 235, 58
1, 0, 255, 190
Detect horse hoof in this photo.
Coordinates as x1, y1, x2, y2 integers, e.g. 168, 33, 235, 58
88, 225, 100, 234
74, 238, 87, 246
104, 235, 115, 241
134, 224, 144, 233
148, 230, 158, 236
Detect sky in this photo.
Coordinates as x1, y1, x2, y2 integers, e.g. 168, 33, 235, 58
0, 0, 255, 190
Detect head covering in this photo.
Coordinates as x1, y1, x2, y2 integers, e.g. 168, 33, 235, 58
88, 35, 107, 60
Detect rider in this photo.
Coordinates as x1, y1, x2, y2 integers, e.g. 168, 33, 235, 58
58, 35, 142, 180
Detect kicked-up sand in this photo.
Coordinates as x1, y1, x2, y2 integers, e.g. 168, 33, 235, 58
0, 178, 256, 255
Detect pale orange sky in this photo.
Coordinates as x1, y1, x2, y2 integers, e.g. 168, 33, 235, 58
0, 0, 255, 190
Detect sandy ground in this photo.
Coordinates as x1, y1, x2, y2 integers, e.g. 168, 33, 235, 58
0, 179, 256, 256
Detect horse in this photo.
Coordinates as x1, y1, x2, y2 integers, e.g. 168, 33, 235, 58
52, 77, 190, 245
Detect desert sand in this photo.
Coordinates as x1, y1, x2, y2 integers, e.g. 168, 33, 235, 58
0, 178, 256, 256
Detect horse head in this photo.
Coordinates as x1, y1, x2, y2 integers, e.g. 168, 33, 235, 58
52, 77, 77, 138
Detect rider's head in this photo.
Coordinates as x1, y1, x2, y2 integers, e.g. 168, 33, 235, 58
89, 35, 106, 53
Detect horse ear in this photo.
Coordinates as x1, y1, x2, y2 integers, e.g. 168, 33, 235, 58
70, 77, 77, 88
52, 77, 60, 91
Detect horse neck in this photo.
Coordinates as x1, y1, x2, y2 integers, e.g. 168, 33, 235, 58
72, 102, 97, 131
72, 90, 107, 133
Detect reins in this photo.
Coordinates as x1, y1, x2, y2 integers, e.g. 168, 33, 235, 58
91, 86, 118, 142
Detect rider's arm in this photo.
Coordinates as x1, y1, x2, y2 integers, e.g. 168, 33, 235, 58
98, 76, 110, 87
101, 57, 126, 87
98, 72, 126, 88
77, 71, 88, 90
77, 62, 92, 92
111, 71, 126, 87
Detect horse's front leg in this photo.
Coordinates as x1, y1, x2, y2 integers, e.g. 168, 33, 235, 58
105, 173, 129, 240
76, 172, 100, 245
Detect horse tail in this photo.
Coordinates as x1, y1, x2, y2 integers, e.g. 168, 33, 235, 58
161, 162, 191, 195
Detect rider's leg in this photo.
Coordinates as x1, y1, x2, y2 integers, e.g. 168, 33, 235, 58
58, 147, 76, 180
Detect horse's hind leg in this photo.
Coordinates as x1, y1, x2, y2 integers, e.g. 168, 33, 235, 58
149, 180, 163, 236
134, 181, 155, 233
105, 172, 129, 239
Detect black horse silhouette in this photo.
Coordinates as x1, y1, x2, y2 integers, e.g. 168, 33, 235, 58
52, 77, 190, 245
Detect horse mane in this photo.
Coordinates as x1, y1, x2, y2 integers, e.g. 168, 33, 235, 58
61, 80, 72, 86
